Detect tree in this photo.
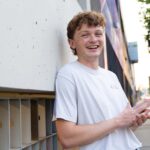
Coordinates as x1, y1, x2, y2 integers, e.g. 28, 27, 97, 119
138, 0, 150, 48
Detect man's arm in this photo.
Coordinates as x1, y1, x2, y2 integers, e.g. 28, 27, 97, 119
56, 104, 136, 149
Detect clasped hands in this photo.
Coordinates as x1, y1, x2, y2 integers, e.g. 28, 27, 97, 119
131, 97, 150, 128
117, 97, 150, 129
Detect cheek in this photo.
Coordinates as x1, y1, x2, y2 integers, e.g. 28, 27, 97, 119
99, 38, 104, 45
79, 39, 90, 45
76, 39, 86, 46
74, 38, 90, 49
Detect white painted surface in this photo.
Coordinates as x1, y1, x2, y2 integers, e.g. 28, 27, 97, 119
0, 0, 81, 91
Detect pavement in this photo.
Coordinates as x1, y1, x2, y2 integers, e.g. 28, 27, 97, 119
134, 120, 150, 150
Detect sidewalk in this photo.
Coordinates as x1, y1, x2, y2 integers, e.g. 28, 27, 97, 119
134, 120, 150, 150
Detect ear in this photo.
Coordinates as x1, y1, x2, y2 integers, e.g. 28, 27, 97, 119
68, 39, 76, 49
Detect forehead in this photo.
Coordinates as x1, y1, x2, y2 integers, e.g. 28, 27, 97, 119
76, 24, 104, 32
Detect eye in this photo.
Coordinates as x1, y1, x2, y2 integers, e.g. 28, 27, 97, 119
81, 34, 89, 38
95, 32, 103, 37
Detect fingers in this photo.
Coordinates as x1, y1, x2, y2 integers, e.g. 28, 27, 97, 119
135, 113, 146, 126
120, 101, 150, 129
134, 101, 148, 114
143, 97, 150, 104
117, 103, 149, 128
118, 104, 137, 128
143, 109, 150, 119
134, 98, 150, 114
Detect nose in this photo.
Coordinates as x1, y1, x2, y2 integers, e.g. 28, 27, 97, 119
89, 34, 98, 43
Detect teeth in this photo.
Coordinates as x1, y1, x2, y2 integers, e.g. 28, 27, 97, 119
88, 45, 98, 49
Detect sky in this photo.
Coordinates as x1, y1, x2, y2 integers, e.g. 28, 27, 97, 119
120, 0, 150, 92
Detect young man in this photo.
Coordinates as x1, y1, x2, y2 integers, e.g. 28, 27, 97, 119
53, 11, 150, 150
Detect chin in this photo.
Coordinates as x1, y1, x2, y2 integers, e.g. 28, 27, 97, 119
87, 54, 101, 58
89, 51, 102, 56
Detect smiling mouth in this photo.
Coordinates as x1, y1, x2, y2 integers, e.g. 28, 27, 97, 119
87, 45, 99, 49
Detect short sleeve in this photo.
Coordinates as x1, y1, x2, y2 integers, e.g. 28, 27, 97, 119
53, 75, 77, 123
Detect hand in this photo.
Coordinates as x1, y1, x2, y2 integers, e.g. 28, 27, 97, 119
136, 113, 147, 126
142, 108, 150, 119
116, 103, 137, 128
134, 97, 150, 114
130, 112, 147, 130
130, 106, 150, 130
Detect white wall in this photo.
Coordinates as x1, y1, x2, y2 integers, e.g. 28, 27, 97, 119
0, 0, 82, 91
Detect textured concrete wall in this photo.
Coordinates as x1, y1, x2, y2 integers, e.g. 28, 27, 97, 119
0, 0, 82, 91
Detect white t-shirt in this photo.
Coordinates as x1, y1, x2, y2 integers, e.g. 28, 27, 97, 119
53, 61, 141, 150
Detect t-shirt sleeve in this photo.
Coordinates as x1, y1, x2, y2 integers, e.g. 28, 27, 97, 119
53, 74, 77, 123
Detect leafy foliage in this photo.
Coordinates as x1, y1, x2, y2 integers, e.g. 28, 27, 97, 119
138, 0, 150, 4
138, 0, 150, 42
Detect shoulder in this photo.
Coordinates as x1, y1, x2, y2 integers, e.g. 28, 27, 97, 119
58, 61, 77, 76
56, 61, 79, 83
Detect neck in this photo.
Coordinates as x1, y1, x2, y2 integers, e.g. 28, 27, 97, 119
77, 58, 99, 69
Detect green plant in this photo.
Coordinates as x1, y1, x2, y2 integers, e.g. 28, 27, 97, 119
138, 0, 150, 45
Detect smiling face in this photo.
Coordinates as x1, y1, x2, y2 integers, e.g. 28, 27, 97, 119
69, 24, 104, 62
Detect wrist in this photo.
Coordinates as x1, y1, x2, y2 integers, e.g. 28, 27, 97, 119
112, 117, 121, 129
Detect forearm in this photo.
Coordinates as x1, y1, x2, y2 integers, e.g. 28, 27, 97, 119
56, 104, 139, 149
56, 118, 118, 149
